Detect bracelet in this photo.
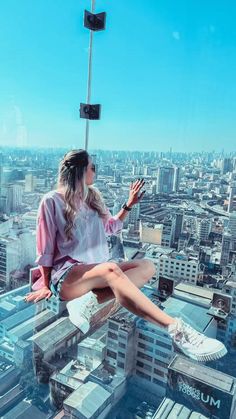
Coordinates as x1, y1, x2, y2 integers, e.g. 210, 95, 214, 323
122, 202, 132, 211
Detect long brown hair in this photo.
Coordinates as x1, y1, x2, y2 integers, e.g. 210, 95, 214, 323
57, 149, 107, 240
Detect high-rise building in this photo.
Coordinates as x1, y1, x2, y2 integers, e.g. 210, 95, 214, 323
228, 212, 236, 238
197, 218, 212, 242
156, 251, 200, 285
0, 184, 23, 214
174, 210, 184, 241
221, 232, 232, 266
151, 181, 157, 195
173, 166, 180, 192
0, 152, 3, 189
167, 355, 236, 419
128, 203, 140, 228
25, 174, 37, 193
0, 230, 36, 288
228, 183, 236, 213
157, 167, 174, 194
162, 216, 175, 247
221, 158, 233, 175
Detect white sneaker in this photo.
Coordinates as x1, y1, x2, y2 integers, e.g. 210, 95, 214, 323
168, 318, 227, 362
66, 291, 98, 334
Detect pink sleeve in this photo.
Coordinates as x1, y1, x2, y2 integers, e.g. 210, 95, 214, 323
35, 197, 57, 267
102, 207, 123, 235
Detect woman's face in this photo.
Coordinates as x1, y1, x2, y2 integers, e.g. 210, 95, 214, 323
84, 158, 96, 185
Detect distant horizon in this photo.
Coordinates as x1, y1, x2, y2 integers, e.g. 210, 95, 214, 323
0, 143, 235, 155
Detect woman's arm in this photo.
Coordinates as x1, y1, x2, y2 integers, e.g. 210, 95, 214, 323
39, 266, 53, 288
24, 196, 57, 302
113, 203, 134, 222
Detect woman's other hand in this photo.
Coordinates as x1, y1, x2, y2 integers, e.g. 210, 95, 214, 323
24, 286, 52, 303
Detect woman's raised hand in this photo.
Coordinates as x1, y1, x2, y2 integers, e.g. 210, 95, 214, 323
128, 178, 146, 206
24, 286, 52, 303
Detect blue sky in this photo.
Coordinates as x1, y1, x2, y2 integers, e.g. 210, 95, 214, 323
0, 0, 235, 152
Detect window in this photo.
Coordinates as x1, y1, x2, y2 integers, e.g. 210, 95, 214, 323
153, 378, 166, 387
107, 349, 117, 359
136, 360, 152, 372
118, 351, 125, 359
137, 351, 152, 362
136, 370, 151, 381
117, 361, 124, 368
154, 368, 165, 377
138, 333, 154, 343
154, 359, 168, 368
118, 342, 126, 349
155, 340, 172, 350
109, 321, 119, 331
108, 331, 118, 340
155, 349, 169, 359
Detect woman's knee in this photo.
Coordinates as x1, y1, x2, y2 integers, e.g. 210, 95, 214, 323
99, 262, 123, 282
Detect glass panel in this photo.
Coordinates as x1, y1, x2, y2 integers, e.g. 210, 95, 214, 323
0, 1, 235, 418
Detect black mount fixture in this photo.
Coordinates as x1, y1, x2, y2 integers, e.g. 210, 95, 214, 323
84, 10, 106, 31
80, 104, 101, 120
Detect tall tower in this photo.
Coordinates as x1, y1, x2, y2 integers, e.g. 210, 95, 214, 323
197, 218, 212, 242
228, 183, 236, 213
174, 210, 184, 241
157, 167, 174, 194
220, 232, 232, 266
221, 158, 232, 175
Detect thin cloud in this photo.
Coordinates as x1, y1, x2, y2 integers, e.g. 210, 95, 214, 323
172, 31, 180, 41
209, 25, 216, 33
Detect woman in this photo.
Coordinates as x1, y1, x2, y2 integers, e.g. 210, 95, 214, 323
25, 149, 226, 362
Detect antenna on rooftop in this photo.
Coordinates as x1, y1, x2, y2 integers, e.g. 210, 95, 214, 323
80, 0, 106, 151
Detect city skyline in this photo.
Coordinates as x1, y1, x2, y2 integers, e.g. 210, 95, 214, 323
0, 147, 236, 417
0, 1, 236, 151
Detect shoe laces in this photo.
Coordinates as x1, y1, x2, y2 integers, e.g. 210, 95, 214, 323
174, 319, 205, 347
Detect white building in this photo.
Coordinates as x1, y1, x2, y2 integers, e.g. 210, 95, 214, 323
21, 210, 38, 230
25, 174, 37, 193
0, 184, 23, 214
0, 230, 36, 287
156, 251, 200, 285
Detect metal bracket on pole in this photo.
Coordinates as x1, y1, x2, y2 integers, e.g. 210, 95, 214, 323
81, 0, 106, 151
84, 10, 106, 31
80, 104, 101, 120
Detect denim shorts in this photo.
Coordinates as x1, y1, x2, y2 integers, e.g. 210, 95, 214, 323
49, 263, 79, 302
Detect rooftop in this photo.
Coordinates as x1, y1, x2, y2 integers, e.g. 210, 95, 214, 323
28, 317, 78, 351
64, 381, 112, 418
153, 397, 209, 419
161, 296, 212, 332
169, 356, 236, 393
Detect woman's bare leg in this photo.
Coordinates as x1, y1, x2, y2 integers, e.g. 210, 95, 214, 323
93, 259, 154, 304
60, 259, 175, 328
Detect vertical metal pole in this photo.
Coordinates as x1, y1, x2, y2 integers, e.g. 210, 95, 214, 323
85, 0, 96, 151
